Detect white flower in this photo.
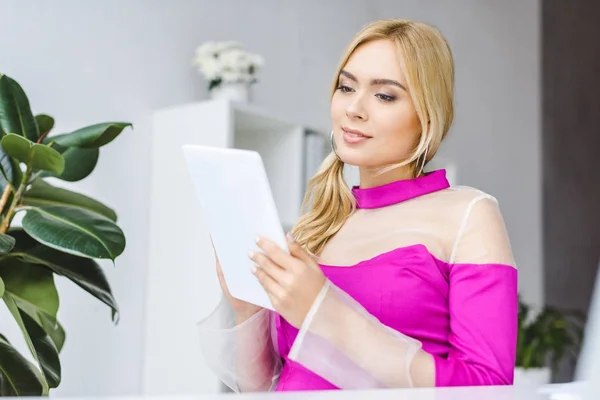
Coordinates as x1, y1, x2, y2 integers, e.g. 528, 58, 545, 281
192, 40, 265, 87
195, 42, 218, 58
197, 57, 221, 80
219, 48, 246, 70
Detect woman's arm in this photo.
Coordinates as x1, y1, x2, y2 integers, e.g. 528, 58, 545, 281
197, 298, 282, 392
434, 194, 518, 386
288, 280, 432, 388
197, 256, 283, 392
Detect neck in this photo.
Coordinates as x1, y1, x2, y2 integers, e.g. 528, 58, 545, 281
359, 164, 415, 189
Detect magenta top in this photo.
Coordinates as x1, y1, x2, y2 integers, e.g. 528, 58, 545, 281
273, 170, 518, 391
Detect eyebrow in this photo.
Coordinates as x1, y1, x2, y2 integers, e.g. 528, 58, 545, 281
340, 69, 407, 92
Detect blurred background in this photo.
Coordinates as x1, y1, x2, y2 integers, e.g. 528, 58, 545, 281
0, 0, 598, 397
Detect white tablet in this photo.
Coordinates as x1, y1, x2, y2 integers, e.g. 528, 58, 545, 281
182, 145, 288, 311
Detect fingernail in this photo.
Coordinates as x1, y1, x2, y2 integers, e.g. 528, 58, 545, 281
248, 251, 255, 259
251, 266, 258, 274
286, 232, 295, 243
255, 237, 261, 245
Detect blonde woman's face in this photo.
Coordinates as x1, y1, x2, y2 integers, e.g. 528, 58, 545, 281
330, 39, 421, 168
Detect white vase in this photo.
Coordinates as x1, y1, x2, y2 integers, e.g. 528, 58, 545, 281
513, 367, 551, 387
209, 82, 250, 103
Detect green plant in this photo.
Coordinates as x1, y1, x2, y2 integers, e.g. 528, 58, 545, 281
0, 73, 131, 396
516, 295, 586, 372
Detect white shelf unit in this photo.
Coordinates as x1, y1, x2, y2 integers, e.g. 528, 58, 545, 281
142, 99, 326, 395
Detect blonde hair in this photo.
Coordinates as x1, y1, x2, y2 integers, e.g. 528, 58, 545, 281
292, 19, 455, 255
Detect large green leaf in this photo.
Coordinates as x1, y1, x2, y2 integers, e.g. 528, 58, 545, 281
23, 178, 117, 222
0, 232, 15, 254
0, 260, 64, 359
0, 259, 59, 318
3, 294, 60, 389
36, 311, 66, 353
1, 134, 30, 164
22, 205, 125, 260
0, 234, 67, 349
35, 114, 54, 137
8, 228, 119, 322
1, 134, 64, 174
39, 143, 99, 182
49, 122, 131, 148
13, 299, 66, 353
0, 334, 46, 396
0, 276, 4, 297
0, 74, 40, 141
19, 310, 61, 388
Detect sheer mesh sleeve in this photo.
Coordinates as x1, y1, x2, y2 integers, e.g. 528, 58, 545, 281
197, 297, 283, 392
287, 281, 432, 389
449, 193, 515, 266
434, 194, 518, 386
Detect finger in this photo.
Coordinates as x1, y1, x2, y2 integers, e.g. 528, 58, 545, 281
249, 251, 287, 284
253, 264, 285, 300
256, 236, 298, 270
286, 233, 319, 270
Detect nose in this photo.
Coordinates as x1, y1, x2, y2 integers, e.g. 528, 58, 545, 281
345, 94, 368, 121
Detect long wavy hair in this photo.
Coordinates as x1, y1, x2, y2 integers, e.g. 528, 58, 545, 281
291, 19, 455, 256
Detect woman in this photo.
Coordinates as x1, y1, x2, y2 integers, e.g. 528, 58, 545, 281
198, 18, 518, 392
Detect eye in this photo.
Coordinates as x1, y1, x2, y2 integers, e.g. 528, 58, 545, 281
376, 93, 396, 102
337, 84, 354, 93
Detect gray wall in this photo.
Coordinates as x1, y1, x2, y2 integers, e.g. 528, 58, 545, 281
542, 0, 600, 381
0, 0, 540, 395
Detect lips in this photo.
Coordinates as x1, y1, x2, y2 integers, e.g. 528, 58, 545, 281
341, 127, 372, 145
341, 127, 371, 138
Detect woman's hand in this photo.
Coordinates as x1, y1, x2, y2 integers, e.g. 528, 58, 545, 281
215, 257, 263, 322
211, 237, 262, 323
249, 233, 326, 329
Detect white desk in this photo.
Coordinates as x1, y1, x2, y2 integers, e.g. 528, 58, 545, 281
37, 383, 590, 400
195, 386, 543, 400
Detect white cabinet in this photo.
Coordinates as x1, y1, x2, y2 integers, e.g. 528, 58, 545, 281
142, 99, 326, 395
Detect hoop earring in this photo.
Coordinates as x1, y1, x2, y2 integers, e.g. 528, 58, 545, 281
330, 130, 341, 160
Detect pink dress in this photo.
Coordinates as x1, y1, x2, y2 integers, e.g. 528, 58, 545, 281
198, 170, 518, 392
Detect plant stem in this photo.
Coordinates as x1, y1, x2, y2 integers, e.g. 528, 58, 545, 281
37, 131, 50, 144
0, 167, 32, 233
0, 184, 12, 217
